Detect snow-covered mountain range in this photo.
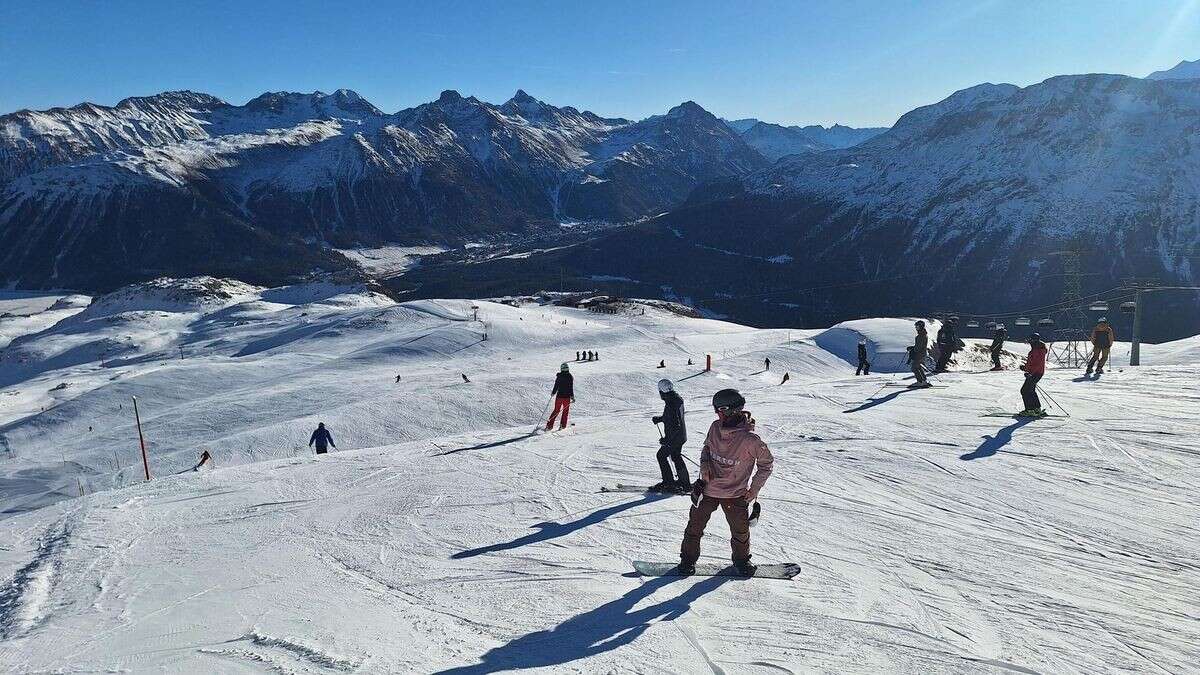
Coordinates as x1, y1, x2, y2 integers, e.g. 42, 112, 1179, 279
0, 89, 764, 290
400, 74, 1200, 340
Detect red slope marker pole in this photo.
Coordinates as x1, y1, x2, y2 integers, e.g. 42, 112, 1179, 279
132, 396, 150, 480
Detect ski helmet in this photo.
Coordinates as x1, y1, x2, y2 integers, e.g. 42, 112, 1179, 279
560, 363, 570, 372
858, 339, 867, 345
915, 320, 925, 327
1098, 316, 1108, 323
712, 388, 745, 412
657, 378, 674, 394
1029, 332, 1041, 343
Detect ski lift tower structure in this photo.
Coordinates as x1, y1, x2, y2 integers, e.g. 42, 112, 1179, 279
1044, 246, 1091, 368
1122, 276, 1200, 365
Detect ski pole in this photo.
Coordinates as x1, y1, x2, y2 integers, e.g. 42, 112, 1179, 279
1036, 384, 1069, 417
654, 421, 663, 439
533, 392, 555, 432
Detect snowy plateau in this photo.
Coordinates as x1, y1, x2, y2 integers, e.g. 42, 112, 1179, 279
0, 279, 1197, 673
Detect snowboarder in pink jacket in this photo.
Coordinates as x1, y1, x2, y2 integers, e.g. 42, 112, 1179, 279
679, 388, 774, 576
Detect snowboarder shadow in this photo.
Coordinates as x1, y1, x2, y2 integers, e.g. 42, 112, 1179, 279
451, 494, 669, 559
435, 574, 730, 673
435, 431, 538, 456
841, 388, 913, 414
959, 418, 1034, 461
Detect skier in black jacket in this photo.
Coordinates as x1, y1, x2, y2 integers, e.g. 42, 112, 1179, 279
990, 325, 1007, 371
309, 422, 336, 455
651, 379, 690, 492
545, 363, 575, 430
909, 321, 931, 387
934, 317, 959, 373
855, 340, 870, 375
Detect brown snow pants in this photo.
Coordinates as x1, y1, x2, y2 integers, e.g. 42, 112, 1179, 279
681, 495, 751, 565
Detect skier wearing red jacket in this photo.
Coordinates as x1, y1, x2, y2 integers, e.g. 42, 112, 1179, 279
1017, 333, 1048, 417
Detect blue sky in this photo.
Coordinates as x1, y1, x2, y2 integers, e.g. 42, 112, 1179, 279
3, 0, 1199, 127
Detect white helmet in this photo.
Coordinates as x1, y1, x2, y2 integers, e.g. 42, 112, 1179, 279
657, 378, 673, 393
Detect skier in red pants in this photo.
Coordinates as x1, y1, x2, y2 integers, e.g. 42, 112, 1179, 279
546, 363, 575, 430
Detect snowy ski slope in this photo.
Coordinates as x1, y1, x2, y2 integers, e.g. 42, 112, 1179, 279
1, 281, 1198, 673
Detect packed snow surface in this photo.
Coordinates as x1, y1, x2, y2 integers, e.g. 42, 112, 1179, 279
0, 280, 1197, 673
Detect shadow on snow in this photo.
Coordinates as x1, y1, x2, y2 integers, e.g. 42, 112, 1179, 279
959, 418, 1034, 461
436, 574, 731, 673
841, 387, 915, 413
451, 494, 669, 559
435, 431, 539, 456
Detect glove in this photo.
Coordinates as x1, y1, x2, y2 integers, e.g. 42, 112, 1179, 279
1019, 365, 1025, 371
748, 502, 761, 528
652, 416, 662, 424
690, 479, 706, 508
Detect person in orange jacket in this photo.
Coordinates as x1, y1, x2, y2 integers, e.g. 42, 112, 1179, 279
1086, 318, 1115, 376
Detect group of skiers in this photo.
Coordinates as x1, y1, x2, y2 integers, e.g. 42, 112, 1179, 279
899, 316, 1118, 418
576, 350, 599, 361
540, 364, 773, 576
907, 318, 1048, 416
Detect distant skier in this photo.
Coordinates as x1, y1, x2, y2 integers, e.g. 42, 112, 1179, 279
1018, 333, 1048, 417
909, 321, 931, 387
461, 373, 470, 383
764, 357, 771, 371
780, 372, 789, 385
545, 363, 575, 430
1086, 317, 1115, 376
855, 340, 870, 375
651, 379, 690, 493
678, 388, 774, 576
657, 360, 666, 369
395, 374, 402, 383
595, 351, 600, 361
934, 317, 959, 373
576, 351, 580, 361
990, 325, 1007, 371
309, 422, 336, 455
687, 358, 694, 366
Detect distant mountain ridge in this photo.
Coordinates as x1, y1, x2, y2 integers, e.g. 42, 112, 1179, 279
1147, 58, 1200, 81
723, 118, 889, 157
0, 88, 765, 290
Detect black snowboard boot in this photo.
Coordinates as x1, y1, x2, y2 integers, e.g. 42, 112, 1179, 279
677, 562, 696, 576
673, 479, 692, 494
733, 559, 757, 576
648, 481, 673, 493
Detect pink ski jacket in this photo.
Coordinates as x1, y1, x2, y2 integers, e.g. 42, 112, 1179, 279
699, 414, 774, 499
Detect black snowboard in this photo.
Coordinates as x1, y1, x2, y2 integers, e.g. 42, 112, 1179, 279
981, 412, 1067, 419
633, 560, 801, 580
600, 483, 686, 495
